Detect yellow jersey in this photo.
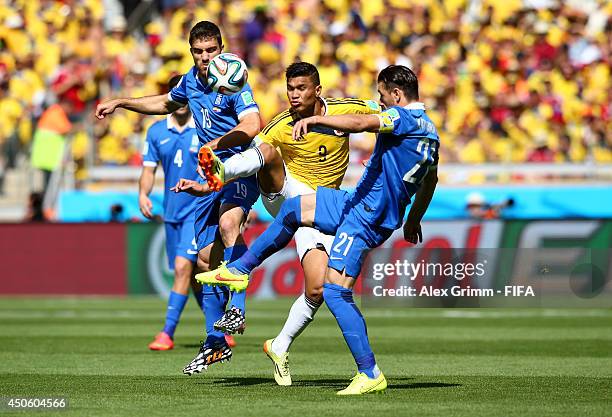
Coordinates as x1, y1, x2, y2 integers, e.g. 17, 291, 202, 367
257, 98, 381, 190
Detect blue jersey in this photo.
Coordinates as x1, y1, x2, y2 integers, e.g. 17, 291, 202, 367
167, 66, 260, 161
142, 115, 200, 223
351, 103, 440, 229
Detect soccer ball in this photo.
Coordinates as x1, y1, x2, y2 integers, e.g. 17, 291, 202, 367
206, 53, 248, 95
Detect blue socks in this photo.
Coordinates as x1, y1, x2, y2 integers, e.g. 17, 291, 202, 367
162, 291, 189, 338
224, 245, 247, 312
229, 196, 302, 274
202, 284, 229, 346
323, 283, 378, 379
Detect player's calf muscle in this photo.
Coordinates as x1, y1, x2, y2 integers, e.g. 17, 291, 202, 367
218, 206, 247, 246
218, 218, 242, 245
302, 250, 326, 301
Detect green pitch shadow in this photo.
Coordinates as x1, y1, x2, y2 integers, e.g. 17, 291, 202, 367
200, 376, 461, 390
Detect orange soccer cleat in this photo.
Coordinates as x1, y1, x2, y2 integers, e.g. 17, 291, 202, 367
198, 146, 225, 192
148, 332, 174, 351
224, 334, 237, 348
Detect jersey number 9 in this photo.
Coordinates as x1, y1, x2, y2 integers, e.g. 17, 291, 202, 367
319, 145, 327, 162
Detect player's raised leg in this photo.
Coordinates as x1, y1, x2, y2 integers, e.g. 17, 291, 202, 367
198, 140, 285, 193
196, 193, 318, 290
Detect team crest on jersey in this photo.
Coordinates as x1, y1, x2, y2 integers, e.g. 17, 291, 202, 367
214, 94, 223, 105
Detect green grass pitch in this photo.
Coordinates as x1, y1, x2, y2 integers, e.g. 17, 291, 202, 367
0, 297, 611, 416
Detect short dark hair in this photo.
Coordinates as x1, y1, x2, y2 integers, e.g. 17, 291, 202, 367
168, 74, 182, 91
285, 62, 320, 85
189, 21, 223, 47
377, 65, 419, 100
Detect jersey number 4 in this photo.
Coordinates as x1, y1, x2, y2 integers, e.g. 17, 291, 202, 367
174, 149, 183, 168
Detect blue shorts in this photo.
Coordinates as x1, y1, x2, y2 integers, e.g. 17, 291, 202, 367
313, 187, 394, 278
194, 175, 259, 251
164, 217, 198, 270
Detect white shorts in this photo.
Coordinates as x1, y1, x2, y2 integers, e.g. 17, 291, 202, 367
260, 168, 334, 261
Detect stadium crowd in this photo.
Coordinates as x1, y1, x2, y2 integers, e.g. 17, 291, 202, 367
0, 0, 610, 184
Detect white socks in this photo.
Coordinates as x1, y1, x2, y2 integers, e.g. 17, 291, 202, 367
224, 146, 265, 181
271, 294, 322, 356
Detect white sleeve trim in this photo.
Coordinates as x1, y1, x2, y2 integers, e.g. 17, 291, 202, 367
377, 114, 384, 129
237, 106, 259, 120
167, 92, 187, 105
143, 161, 158, 167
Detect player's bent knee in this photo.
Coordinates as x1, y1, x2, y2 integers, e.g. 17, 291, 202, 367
306, 286, 323, 303
174, 259, 193, 280
259, 142, 280, 165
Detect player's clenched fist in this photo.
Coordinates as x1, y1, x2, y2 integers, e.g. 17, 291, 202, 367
403, 221, 422, 244
95, 99, 122, 119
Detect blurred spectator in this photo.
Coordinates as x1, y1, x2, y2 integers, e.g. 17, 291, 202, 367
466, 192, 515, 220
50, 50, 96, 122
109, 203, 125, 222
30, 102, 73, 192
24, 192, 46, 222
527, 132, 555, 162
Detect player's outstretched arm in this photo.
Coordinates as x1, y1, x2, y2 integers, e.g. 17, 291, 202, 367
138, 166, 156, 219
292, 114, 380, 140
403, 167, 438, 244
95, 94, 184, 119
170, 178, 212, 197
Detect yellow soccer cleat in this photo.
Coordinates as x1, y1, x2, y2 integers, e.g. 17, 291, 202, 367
198, 146, 225, 192
195, 263, 249, 292
263, 339, 292, 386
336, 372, 387, 396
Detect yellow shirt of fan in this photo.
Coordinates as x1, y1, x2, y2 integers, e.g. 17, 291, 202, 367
257, 98, 381, 190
